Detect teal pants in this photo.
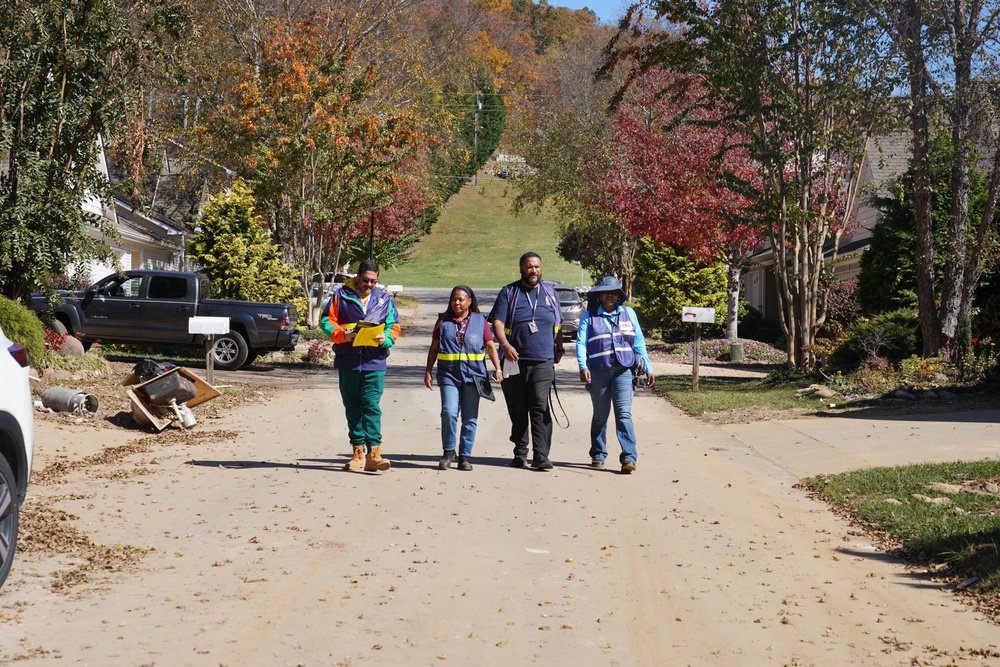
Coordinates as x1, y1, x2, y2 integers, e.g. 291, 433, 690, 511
338, 369, 385, 449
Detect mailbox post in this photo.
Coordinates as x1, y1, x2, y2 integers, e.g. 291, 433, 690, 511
189, 316, 231, 386
681, 307, 716, 392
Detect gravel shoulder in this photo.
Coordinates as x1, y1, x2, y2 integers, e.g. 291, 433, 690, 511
2, 299, 999, 665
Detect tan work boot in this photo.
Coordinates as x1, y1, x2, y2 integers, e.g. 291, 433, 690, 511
345, 446, 366, 471
365, 446, 391, 472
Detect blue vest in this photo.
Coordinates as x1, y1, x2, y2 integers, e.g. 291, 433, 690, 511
437, 313, 488, 386
331, 286, 392, 371
586, 309, 636, 373
497, 281, 562, 337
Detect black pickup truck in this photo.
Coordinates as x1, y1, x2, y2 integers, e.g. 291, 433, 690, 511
30, 270, 299, 370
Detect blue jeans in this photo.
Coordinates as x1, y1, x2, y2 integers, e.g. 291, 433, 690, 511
440, 382, 481, 457
588, 367, 637, 465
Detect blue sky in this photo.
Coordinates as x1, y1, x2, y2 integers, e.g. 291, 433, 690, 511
553, 0, 630, 24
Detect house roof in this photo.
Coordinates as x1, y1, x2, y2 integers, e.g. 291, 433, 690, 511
864, 132, 911, 192
107, 139, 232, 234
113, 199, 189, 248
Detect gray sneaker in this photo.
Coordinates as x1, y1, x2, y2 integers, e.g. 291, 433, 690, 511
590, 459, 606, 469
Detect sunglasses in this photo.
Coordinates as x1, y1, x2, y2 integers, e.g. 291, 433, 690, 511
359, 277, 379, 285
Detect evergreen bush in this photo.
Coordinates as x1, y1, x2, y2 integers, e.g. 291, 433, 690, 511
827, 308, 920, 371
0, 296, 46, 366
187, 180, 300, 303
631, 238, 727, 339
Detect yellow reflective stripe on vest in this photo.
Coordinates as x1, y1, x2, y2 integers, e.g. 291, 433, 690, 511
437, 352, 487, 361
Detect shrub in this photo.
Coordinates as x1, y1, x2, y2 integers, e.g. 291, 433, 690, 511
297, 327, 328, 341
762, 367, 809, 386
187, 180, 300, 303
824, 277, 860, 328
898, 355, 945, 385
44, 328, 69, 351
957, 336, 998, 383
306, 340, 331, 364
827, 308, 920, 372
49, 272, 91, 291
632, 238, 727, 339
0, 297, 46, 366
290, 296, 310, 328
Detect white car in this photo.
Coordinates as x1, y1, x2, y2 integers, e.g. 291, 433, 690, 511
0, 324, 34, 589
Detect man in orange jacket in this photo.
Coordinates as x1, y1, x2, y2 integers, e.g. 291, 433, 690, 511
320, 259, 401, 472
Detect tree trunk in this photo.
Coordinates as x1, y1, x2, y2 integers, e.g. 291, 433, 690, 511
724, 253, 743, 341
900, 0, 940, 356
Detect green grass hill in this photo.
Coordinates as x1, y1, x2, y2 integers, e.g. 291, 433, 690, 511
381, 176, 586, 289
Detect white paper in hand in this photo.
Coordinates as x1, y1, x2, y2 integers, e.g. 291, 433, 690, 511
503, 357, 520, 378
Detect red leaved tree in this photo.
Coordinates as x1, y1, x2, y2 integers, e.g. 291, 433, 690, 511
595, 68, 761, 340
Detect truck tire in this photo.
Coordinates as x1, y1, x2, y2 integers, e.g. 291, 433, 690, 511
0, 454, 20, 589
211, 331, 249, 371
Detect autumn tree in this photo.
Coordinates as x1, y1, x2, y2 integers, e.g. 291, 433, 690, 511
194, 12, 426, 324
0, 0, 188, 300
511, 23, 640, 288
596, 68, 760, 340
605, 1, 897, 369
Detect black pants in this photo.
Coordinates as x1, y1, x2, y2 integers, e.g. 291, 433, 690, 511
501, 359, 554, 462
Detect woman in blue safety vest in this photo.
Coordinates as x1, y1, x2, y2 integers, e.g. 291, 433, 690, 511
425, 286, 504, 471
576, 276, 654, 474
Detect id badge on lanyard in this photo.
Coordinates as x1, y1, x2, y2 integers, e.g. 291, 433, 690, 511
526, 288, 539, 334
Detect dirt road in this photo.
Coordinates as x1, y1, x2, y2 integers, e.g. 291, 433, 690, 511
2, 289, 998, 666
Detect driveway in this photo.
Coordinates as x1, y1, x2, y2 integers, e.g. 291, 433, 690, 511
2, 290, 999, 665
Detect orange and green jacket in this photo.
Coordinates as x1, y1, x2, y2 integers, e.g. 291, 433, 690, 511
320, 277, 400, 371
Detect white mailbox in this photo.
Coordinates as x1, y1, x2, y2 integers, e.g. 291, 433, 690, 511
188, 316, 230, 335
682, 307, 716, 324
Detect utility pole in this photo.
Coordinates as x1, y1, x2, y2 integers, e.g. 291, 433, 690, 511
473, 92, 481, 186
369, 210, 375, 260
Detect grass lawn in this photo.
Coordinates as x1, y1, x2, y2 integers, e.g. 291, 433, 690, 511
380, 175, 587, 289
655, 370, 1000, 422
654, 374, 815, 420
804, 461, 1000, 598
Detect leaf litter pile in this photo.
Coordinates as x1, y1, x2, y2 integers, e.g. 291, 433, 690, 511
22, 361, 262, 593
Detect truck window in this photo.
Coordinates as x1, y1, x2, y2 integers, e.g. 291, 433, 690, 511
104, 276, 143, 297
148, 276, 189, 299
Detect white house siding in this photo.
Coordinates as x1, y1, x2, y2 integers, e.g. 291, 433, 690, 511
746, 266, 764, 313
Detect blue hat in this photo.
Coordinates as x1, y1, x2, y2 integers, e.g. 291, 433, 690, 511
588, 276, 627, 303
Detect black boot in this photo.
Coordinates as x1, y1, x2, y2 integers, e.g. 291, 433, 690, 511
438, 450, 456, 470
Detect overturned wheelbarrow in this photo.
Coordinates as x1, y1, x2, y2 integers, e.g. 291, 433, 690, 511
127, 367, 221, 432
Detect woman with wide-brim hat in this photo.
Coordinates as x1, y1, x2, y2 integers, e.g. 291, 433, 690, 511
575, 276, 654, 473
